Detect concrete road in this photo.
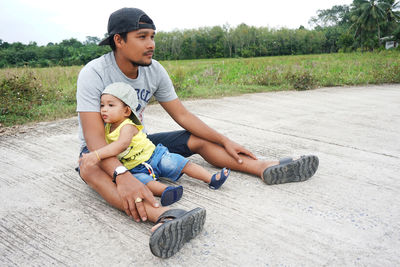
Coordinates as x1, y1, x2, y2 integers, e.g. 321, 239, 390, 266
1, 84, 399, 266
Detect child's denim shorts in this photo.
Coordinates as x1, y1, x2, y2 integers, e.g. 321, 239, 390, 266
130, 144, 189, 185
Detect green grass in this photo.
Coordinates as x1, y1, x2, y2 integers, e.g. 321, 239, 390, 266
164, 51, 400, 93
1, 51, 400, 127
0, 66, 80, 126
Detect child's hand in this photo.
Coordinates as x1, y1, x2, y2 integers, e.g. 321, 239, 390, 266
79, 152, 100, 167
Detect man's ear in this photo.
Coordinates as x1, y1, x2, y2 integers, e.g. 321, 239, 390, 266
113, 34, 124, 48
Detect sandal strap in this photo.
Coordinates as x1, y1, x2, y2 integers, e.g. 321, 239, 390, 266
279, 157, 293, 165
209, 168, 230, 190
155, 209, 187, 224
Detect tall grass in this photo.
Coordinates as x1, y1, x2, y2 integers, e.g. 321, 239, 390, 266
0, 66, 80, 126
164, 51, 400, 94
1, 51, 399, 126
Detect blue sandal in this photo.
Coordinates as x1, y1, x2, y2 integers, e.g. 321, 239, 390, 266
209, 168, 230, 190
160, 186, 183, 206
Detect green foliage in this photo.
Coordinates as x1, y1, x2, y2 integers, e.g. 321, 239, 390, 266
153, 25, 336, 61
286, 70, 317, 90
1, 51, 399, 126
169, 66, 189, 92
0, 66, 80, 126
349, 0, 400, 50
162, 51, 400, 92
250, 66, 287, 87
1, 0, 399, 68
309, 5, 351, 28
371, 60, 400, 82
0, 71, 49, 124
0, 38, 110, 68
308, 0, 399, 51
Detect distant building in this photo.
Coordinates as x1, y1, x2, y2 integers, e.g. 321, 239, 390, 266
380, 36, 399, 49
385, 40, 398, 49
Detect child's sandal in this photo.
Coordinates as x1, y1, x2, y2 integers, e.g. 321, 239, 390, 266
160, 186, 183, 206
209, 167, 230, 190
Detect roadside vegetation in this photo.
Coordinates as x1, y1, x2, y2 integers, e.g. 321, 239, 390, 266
1, 0, 399, 68
0, 0, 399, 127
1, 50, 399, 127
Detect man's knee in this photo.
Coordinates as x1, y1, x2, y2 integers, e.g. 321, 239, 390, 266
187, 135, 208, 152
79, 164, 100, 184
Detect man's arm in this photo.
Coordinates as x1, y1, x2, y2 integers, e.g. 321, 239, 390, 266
159, 99, 257, 163
80, 124, 137, 166
79, 112, 158, 221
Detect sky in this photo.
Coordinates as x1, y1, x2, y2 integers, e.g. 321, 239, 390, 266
0, 0, 353, 46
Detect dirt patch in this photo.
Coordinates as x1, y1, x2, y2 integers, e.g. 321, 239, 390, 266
0, 117, 78, 137
0, 124, 36, 137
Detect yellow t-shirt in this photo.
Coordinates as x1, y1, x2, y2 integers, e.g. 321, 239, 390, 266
105, 118, 155, 169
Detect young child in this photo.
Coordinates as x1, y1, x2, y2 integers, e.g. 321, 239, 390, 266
81, 82, 230, 206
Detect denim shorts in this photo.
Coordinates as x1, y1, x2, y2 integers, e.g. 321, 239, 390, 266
130, 144, 189, 185
147, 130, 194, 158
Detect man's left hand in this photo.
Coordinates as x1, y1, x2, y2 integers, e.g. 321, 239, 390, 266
222, 139, 257, 163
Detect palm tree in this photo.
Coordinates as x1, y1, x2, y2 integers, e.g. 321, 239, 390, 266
380, 0, 400, 35
350, 0, 387, 47
381, 0, 400, 22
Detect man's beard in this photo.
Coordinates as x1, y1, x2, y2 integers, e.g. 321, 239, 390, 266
130, 51, 154, 67
130, 60, 152, 67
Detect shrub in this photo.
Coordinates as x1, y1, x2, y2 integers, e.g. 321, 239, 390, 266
252, 67, 283, 86
0, 71, 54, 124
286, 70, 317, 91
375, 63, 400, 83
169, 66, 189, 92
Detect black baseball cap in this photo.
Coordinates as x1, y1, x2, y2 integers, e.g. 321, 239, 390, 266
99, 7, 156, 46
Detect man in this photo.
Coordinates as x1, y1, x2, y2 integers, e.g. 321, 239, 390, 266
77, 7, 318, 258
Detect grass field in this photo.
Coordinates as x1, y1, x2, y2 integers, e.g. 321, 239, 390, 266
1, 50, 399, 126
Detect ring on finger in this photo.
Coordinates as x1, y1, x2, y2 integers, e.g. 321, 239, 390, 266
135, 197, 143, 203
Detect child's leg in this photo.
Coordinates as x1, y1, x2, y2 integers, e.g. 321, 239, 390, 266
156, 148, 228, 190
133, 171, 183, 205
182, 162, 229, 184
182, 162, 211, 183
146, 181, 183, 206
146, 181, 168, 196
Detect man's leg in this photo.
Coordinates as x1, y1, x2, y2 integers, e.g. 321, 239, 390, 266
78, 147, 206, 258
187, 135, 319, 184
187, 135, 277, 178
79, 162, 168, 222
148, 130, 277, 178
148, 130, 318, 183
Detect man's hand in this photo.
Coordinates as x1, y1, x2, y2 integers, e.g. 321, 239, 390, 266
115, 172, 159, 222
78, 152, 100, 168
222, 138, 257, 163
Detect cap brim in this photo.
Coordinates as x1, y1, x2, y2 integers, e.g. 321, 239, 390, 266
98, 36, 111, 46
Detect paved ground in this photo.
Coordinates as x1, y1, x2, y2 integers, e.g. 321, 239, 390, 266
1, 84, 399, 266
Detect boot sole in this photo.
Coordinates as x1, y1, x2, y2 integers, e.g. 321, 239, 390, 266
263, 155, 319, 185
149, 207, 206, 258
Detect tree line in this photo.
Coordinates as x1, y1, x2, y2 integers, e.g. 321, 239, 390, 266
0, 37, 110, 68
1, 0, 399, 68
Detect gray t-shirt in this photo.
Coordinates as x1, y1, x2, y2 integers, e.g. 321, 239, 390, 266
76, 52, 177, 149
